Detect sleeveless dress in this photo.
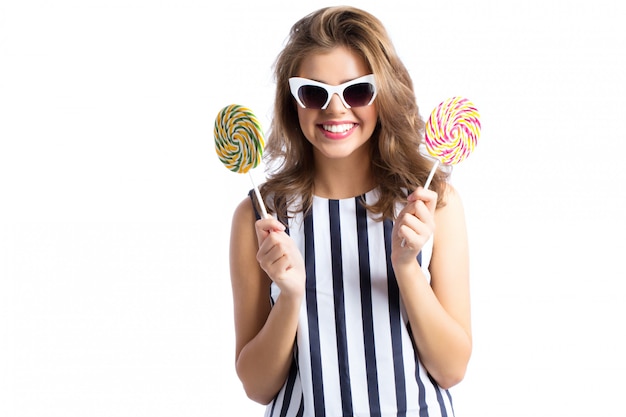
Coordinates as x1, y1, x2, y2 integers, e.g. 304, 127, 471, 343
251, 189, 456, 417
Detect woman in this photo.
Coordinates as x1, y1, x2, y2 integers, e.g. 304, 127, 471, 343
229, 6, 472, 416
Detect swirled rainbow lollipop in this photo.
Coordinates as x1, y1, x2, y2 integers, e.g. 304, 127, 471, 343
214, 104, 268, 217
214, 104, 265, 173
422, 97, 481, 188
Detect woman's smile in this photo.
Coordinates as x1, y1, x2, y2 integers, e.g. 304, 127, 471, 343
318, 122, 357, 139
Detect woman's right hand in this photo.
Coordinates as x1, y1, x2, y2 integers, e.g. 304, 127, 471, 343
254, 218, 306, 300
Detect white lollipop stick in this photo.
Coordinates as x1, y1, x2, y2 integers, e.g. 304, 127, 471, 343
423, 159, 439, 190
400, 159, 439, 248
249, 172, 268, 219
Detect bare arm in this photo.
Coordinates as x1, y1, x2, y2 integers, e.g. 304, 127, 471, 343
229, 198, 306, 404
392, 185, 472, 389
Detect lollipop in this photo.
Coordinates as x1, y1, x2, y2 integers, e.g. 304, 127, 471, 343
401, 97, 480, 247
422, 96, 481, 189
214, 104, 268, 217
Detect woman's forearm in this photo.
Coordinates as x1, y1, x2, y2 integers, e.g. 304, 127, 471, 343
235, 292, 303, 404
394, 261, 472, 389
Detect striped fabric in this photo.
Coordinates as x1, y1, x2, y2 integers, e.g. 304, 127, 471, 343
258, 189, 455, 417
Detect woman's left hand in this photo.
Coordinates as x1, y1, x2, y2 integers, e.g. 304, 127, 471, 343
392, 187, 437, 263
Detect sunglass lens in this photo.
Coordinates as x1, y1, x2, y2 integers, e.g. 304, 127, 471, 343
298, 85, 329, 109
344, 83, 375, 107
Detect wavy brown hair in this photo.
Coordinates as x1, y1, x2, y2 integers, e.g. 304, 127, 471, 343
259, 6, 449, 220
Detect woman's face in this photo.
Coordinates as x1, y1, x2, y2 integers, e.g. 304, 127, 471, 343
294, 46, 378, 164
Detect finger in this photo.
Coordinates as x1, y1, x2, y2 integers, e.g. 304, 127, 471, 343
261, 218, 287, 232
398, 214, 430, 239
408, 187, 438, 213
414, 200, 435, 228
398, 198, 420, 219
398, 224, 421, 250
398, 223, 431, 251
257, 238, 285, 269
255, 218, 286, 243
396, 208, 433, 246
399, 200, 432, 228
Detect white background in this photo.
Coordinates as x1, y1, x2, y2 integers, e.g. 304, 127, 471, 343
1, 0, 625, 415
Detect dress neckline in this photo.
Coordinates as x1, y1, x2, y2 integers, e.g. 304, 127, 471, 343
312, 187, 378, 203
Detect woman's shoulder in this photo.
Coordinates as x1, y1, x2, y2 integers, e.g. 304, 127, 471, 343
232, 194, 257, 225
230, 195, 261, 260
438, 182, 464, 212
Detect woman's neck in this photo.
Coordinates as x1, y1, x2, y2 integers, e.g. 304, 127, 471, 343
312, 154, 375, 199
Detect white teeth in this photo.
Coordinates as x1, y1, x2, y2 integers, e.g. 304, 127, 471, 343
322, 123, 354, 133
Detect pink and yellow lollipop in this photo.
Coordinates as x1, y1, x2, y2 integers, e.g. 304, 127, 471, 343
422, 97, 481, 188
401, 97, 480, 247
214, 104, 268, 217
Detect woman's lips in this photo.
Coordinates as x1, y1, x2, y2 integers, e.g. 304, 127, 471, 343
318, 122, 357, 139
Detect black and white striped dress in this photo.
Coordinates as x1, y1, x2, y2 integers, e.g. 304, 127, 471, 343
258, 189, 455, 417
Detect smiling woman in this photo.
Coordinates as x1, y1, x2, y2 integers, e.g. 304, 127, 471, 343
228, 6, 471, 417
